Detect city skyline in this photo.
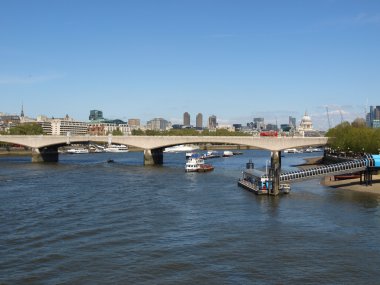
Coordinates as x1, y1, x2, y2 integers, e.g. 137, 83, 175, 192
0, 105, 374, 131
1, 1, 379, 130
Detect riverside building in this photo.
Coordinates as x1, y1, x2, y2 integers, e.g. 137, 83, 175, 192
88, 122, 131, 135
36, 115, 88, 135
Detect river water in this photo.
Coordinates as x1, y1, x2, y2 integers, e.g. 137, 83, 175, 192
1, 150, 380, 284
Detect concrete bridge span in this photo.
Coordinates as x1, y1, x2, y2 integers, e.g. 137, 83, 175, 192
1, 134, 328, 164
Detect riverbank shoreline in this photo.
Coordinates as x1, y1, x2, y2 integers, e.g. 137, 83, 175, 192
299, 156, 380, 195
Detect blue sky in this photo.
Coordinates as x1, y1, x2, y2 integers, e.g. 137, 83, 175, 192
1, 0, 379, 130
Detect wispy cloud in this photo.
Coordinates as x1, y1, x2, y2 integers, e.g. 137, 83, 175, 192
319, 13, 380, 28
353, 13, 380, 24
0, 73, 65, 85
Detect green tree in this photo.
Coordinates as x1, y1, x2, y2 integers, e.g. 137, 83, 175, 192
131, 129, 145, 135
326, 121, 380, 154
9, 123, 44, 135
112, 128, 123, 136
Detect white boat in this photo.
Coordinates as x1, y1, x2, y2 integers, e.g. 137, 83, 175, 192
201, 151, 221, 159
164, 144, 200, 153
279, 183, 291, 194
222, 151, 234, 157
305, 147, 323, 153
89, 144, 105, 153
185, 157, 205, 172
104, 144, 129, 153
66, 148, 89, 154
284, 148, 302, 154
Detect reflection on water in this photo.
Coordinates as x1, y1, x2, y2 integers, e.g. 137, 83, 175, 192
1, 150, 380, 284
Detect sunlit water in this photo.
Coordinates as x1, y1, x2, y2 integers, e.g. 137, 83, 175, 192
1, 150, 379, 284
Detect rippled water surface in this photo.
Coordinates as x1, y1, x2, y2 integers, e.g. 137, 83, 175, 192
1, 150, 380, 284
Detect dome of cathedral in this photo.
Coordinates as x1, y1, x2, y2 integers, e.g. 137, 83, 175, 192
301, 114, 312, 123
299, 111, 313, 131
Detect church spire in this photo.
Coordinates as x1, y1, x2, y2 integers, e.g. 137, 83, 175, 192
21, 103, 24, 117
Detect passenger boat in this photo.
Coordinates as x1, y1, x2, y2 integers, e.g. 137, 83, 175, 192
186, 152, 197, 159
185, 157, 214, 172
284, 148, 302, 154
201, 151, 221, 159
104, 144, 129, 153
305, 147, 324, 153
164, 144, 199, 153
222, 151, 234, 157
66, 148, 89, 154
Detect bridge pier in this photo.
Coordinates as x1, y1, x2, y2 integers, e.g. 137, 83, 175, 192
144, 148, 163, 165
270, 151, 281, 195
32, 146, 59, 162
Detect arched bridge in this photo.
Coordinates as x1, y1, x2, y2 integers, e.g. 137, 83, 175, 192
0, 135, 328, 164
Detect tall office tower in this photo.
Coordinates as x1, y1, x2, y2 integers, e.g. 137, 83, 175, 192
196, 113, 203, 129
375, 106, 380, 120
183, 112, 190, 126
89, 110, 104, 121
208, 115, 217, 130
289, 116, 296, 128
367, 106, 380, 128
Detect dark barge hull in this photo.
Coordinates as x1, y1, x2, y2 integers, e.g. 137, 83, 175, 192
237, 180, 268, 195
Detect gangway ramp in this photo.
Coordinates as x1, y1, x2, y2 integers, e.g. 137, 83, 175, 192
279, 155, 377, 183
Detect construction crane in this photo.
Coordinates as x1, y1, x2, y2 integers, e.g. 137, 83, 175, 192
326, 107, 331, 129
339, 108, 344, 123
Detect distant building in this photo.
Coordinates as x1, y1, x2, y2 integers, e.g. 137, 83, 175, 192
253, 118, 265, 130
266, 124, 278, 131
289, 116, 296, 129
233, 124, 242, 131
88, 122, 131, 135
51, 116, 88, 136
89, 110, 104, 121
196, 113, 203, 129
128, 119, 140, 128
0, 115, 20, 132
208, 115, 217, 130
146, 118, 171, 131
366, 105, 380, 128
373, 120, 380, 129
172, 124, 183, 129
280, 124, 291, 132
217, 124, 234, 132
36, 115, 88, 135
183, 112, 190, 126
